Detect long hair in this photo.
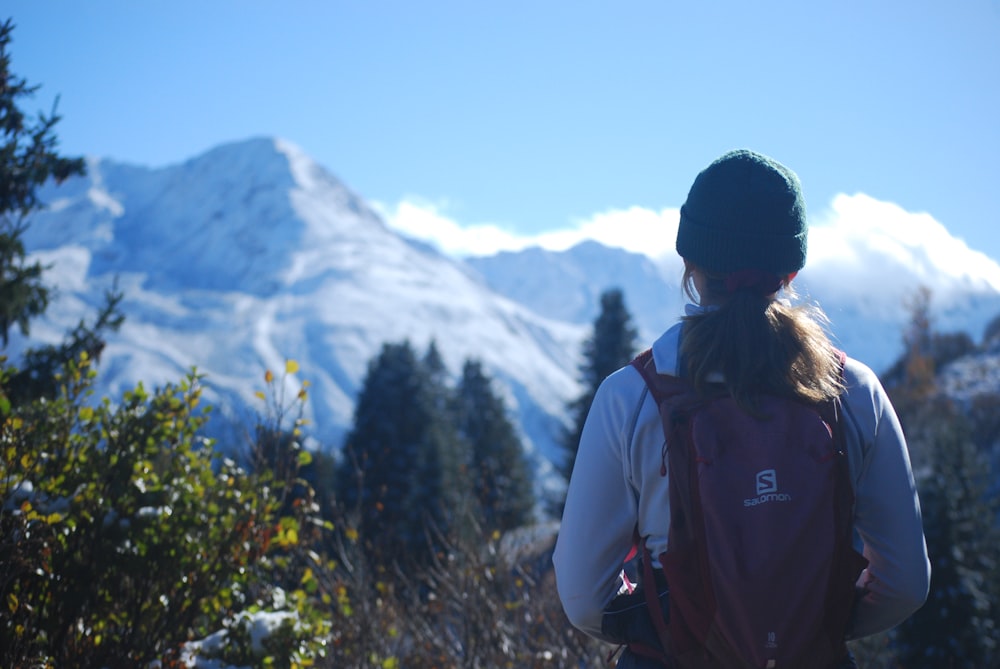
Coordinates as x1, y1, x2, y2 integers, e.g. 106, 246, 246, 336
680, 264, 843, 412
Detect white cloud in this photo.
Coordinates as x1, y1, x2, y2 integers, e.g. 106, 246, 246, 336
372, 200, 527, 256
806, 193, 1000, 299
375, 199, 681, 260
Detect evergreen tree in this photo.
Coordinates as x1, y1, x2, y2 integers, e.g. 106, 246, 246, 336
0, 19, 122, 406
337, 341, 468, 565
416, 339, 476, 542
560, 288, 638, 485
422, 339, 447, 384
0, 19, 85, 347
421, 339, 453, 426
455, 359, 534, 533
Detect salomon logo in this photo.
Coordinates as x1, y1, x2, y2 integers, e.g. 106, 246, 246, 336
744, 469, 792, 507
756, 469, 777, 494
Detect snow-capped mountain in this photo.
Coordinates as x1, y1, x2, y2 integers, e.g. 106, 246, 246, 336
14, 137, 1000, 492
466, 241, 685, 346
17, 139, 583, 489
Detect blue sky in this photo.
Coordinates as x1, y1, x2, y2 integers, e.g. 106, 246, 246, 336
6, 1, 1000, 260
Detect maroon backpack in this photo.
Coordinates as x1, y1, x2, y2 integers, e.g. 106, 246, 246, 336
628, 349, 868, 669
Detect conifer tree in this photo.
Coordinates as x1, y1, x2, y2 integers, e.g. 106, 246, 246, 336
560, 288, 638, 486
423, 339, 447, 384
0, 19, 122, 406
421, 339, 452, 423
417, 339, 477, 542
455, 359, 534, 533
0, 19, 85, 347
337, 341, 468, 565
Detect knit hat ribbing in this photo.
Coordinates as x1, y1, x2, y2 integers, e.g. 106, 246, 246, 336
676, 149, 807, 275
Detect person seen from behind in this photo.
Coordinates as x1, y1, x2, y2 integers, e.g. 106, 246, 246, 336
553, 149, 930, 668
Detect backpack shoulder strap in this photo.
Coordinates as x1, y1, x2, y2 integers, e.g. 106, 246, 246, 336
629, 349, 704, 662
817, 349, 851, 507
816, 349, 848, 427
629, 348, 700, 477
629, 348, 690, 405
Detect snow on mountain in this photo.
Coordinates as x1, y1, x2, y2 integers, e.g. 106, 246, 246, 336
465, 241, 685, 347
18, 138, 584, 490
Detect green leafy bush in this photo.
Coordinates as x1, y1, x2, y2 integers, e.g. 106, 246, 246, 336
0, 354, 330, 668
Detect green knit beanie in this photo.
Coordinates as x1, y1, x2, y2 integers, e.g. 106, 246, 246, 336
676, 149, 807, 275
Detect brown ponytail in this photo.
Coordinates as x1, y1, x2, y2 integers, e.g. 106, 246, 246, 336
680, 265, 843, 412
